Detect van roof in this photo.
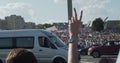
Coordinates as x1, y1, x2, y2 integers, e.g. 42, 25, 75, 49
0, 29, 52, 37
0, 29, 44, 32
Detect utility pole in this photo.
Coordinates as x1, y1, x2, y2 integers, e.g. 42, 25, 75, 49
67, 0, 73, 20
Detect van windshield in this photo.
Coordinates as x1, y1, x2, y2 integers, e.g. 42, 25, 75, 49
40, 30, 67, 48
48, 36, 67, 48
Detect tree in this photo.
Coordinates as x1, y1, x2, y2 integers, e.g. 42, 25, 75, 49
91, 18, 104, 32
43, 23, 54, 28
36, 24, 45, 29
36, 23, 54, 29
117, 20, 120, 30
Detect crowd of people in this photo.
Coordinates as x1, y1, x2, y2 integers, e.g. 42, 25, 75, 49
52, 29, 120, 48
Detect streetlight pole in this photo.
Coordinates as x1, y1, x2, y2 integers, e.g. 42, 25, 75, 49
67, 0, 73, 20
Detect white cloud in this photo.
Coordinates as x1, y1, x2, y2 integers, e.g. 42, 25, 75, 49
5, 2, 30, 9
28, 9, 34, 16
0, 2, 38, 23
53, 0, 111, 17
54, 0, 59, 3
54, 0, 66, 3
0, 2, 31, 19
54, 0, 108, 14
53, 0, 97, 4
0, 0, 113, 24
0, 2, 61, 24
83, 0, 111, 13
0, 9, 9, 19
77, 0, 112, 23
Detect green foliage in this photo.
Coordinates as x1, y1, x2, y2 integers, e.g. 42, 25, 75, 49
91, 18, 104, 32
43, 23, 54, 28
36, 23, 54, 29
117, 20, 120, 30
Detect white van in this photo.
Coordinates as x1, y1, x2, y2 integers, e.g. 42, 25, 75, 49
0, 29, 68, 63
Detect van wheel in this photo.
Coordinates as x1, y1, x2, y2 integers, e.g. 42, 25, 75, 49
53, 58, 66, 63
92, 51, 100, 58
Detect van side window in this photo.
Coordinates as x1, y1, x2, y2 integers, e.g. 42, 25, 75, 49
0, 38, 13, 48
0, 37, 34, 49
16, 37, 34, 48
39, 37, 50, 48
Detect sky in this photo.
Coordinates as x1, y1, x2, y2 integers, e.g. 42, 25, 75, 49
0, 0, 120, 25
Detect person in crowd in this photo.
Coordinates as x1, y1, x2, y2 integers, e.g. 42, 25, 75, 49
68, 8, 83, 63
6, 48, 37, 63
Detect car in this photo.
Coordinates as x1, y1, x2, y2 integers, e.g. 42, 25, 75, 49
79, 46, 90, 55
88, 41, 120, 58
79, 44, 100, 55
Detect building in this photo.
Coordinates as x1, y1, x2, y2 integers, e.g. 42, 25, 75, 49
104, 20, 120, 32
0, 19, 7, 30
0, 15, 38, 30
5, 15, 26, 30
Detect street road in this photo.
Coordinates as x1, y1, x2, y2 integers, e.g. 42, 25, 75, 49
80, 55, 117, 63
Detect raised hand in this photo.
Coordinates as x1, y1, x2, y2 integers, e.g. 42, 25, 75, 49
68, 8, 83, 38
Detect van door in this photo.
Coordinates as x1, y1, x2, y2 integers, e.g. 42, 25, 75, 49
38, 37, 58, 63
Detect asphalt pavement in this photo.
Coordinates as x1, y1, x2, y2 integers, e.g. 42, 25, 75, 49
80, 55, 117, 63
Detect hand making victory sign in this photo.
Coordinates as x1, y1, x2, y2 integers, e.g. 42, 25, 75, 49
68, 8, 83, 38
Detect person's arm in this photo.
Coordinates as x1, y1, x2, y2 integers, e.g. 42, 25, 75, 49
68, 8, 83, 63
